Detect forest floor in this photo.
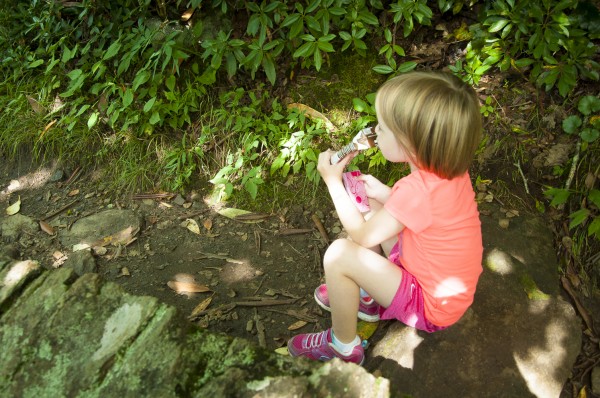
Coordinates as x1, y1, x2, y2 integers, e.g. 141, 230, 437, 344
1, 15, 599, 396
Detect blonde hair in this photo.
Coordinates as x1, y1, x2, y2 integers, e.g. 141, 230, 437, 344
375, 71, 482, 179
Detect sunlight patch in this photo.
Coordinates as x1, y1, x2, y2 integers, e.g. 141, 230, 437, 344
434, 277, 467, 298
371, 325, 424, 370
3, 260, 39, 288
485, 248, 514, 275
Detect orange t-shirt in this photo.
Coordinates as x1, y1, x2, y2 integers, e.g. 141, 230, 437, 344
384, 170, 483, 326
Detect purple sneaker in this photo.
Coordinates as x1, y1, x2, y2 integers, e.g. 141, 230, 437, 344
287, 328, 364, 365
314, 284, 380, 322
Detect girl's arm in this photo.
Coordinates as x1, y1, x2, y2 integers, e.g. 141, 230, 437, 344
317, 151, 404, 248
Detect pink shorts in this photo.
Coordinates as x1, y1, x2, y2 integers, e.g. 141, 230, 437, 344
379, 243, 446, 333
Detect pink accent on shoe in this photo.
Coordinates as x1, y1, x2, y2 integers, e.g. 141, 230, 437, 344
287, 328, 364, 365
314, 284, 380, 322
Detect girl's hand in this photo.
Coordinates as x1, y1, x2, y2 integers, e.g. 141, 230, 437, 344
317, 149, 355, 186
357, 174, 392, 203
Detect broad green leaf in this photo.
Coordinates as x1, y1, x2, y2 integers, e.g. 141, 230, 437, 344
398, 61, 418, 73
588, 217, 600, 237
372, 64, 394, 74
562, 115, 582, 134
122, 89, 134, 107
544, 187, 570, 207
353, 98, 369, 112
27, 59, 44, 68
103, 41, 122, 60
245, 179, 258, 200
132, 70, 150, 90
568, 208, 590, 230
488, 18, 510, 33
589, 189, 600, 208
578, 96, 600, 116
166, 75, 176, 91
581, 128, 599, 143
270, 157, 285, 175
262, 57, 276, 85
149, 111, 161, 125
87, 112, 99, 129
143, 97, 157, 113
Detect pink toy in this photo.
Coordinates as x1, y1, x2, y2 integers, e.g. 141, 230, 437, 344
342, 171, 370, 213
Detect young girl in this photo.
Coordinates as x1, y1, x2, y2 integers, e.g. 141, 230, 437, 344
287, 71, 483, 365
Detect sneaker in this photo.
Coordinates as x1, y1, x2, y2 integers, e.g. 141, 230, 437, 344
287, 328, 364, 365
314, 284, 380, 322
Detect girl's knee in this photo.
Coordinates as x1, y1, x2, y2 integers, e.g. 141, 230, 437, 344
323, 239, 357, 270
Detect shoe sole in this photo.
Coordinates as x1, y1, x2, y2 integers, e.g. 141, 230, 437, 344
314, 291, 380, 323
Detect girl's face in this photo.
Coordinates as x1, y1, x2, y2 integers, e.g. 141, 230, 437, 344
374, 120, 412, 164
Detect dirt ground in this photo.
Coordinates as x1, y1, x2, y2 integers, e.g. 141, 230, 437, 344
0, 156, 342, 352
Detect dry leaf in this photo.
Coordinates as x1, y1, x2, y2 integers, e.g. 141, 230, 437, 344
119, 267, 131, 277
217, 207, 266, 223
183, 202, 192, 209
39, 220, 55, 235
274, 347, 290, 356
52, 251, 68, 268
287, 103, 337, 132
189, 297, 213, 318
499, 219, 510, 229
174, 273, 196, 283
39, 120, 57, 140
287, 320, 308, 330
167, 280, 211, 297
203, 218, 213, 230
181, 7, 194, 21
90, 225, 139, 247
27, 96, 44, 113
68, 189, 80, 197
181, 218, 200, 234
6, 196, 21, 215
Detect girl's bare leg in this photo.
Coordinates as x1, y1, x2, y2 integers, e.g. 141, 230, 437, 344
323, 238, 403, 343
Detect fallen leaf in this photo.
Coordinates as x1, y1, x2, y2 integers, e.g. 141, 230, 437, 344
287, 103, 337, 132
174, 273, 196, 283
52, 251, 68, 268
39, 120, 57, 140
183, 202, 192, 209
287, 320, 307, 330
181, 218, 200, 234
68, 189, 80, 197
119, 267, 131, 277
6, 196, 21, 215
90, 226, 139, 247
357, 320, 379, 340
181, 7, 194, 21
189, 297, 213, 318
167, 280, 211, 296
274, 347, 290, 356
27, 96, 44, 113
39, 220, 55, 235
92, 246, 107, 256
499, 218, 510, 229
217, 207, 267, 223
203, 218, 213, 230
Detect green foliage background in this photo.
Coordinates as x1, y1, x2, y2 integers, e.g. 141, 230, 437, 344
0, 0, 599, 275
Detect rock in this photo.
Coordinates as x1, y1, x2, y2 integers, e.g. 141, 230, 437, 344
49, 169, 64, 182
173, 194, 186, 206
366, 202, 581, 398
63, 249, 97, 275
0, 214, 38, 242
0, 267, 389, 397
593, 366, 600, 395
59, 209, 142, 249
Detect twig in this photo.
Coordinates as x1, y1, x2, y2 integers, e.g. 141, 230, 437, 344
42, 199, 79, 221
64, 166, 82, 187
514, 160, 530, 195
265, 308, 319, 323
564, 140, 581, 192
279, 228, 313, 236
195, 251, 245, 264
234, 298, 297, 307
561, 276, 595, 335
254, 230, 261, 255
254, 309, 267, 348
132, 193, 175, 200
311, 214, 329, 244
252, 275, 266, 295
177, 209, 209, 220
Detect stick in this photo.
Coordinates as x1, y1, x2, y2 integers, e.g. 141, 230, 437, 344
42, 199, 79, 221
311, 214, 329, 244
234, 298, 297, 307
514, 160, 530, 195
561, 276, 595, 335
564, 140, 581, 192
279, 228, 313, 236
265, 308, 319, 323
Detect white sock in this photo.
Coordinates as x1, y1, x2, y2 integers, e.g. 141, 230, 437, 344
331, 330, 361, 355
360, 288, 372, 302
